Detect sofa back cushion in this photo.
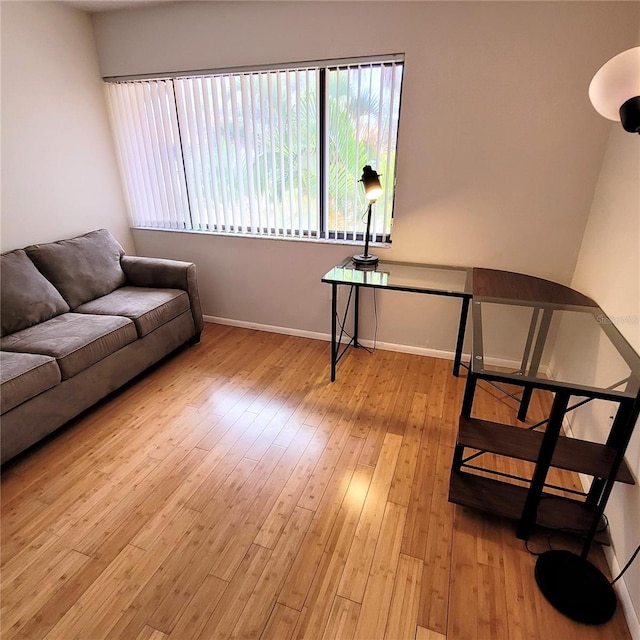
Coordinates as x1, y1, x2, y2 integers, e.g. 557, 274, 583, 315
25, 229, 127, 309
1, 249, 70, 337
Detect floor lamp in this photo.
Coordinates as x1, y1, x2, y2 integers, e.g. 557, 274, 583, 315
352, 165, 383, 267
534, 47, 640, 625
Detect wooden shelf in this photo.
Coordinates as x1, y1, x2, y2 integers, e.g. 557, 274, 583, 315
448, 470, 609, 544
458, 416, 635, 485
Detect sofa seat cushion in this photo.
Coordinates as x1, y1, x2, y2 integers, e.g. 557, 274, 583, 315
1, 249, 70, 337
74, 287, 190, 338
0, 352, 61, 413
0, 313, 137, 380
25, 229, 126, 309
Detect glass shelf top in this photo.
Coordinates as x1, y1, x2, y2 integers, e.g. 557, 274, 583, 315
472, 299, 640, 399
322, 258, 471, 297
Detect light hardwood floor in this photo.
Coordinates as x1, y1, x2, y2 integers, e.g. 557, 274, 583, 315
1, 323, 631, 639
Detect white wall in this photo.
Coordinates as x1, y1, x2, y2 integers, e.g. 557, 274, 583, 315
92, 1, 638, 354
1, 1, 133, 253
556, 122, 640, 628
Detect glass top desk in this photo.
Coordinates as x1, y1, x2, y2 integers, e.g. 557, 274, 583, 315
471, 298, 640, 400
321, 258, 473, 381
452, 296, 640, 555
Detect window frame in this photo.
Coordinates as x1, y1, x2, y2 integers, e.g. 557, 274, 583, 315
105, 54, 404, 245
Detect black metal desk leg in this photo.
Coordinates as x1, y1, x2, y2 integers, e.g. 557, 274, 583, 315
354, 285, 360, 348
586, 397, 637, 508
330, 283, 337, 382
518, 388, 534, 422
516, 389, 570, 539
582, 401, 638, 558
453, 297, 470, 377
461, 372, 477, 418
518, 308, 553, 421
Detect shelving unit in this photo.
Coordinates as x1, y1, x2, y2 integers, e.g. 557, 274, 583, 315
448, 271, 640, 555
450, 411, 636, 544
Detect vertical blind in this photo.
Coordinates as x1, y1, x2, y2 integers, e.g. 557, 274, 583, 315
106, 57, 403, 242
175, 69, 318, 237
326, 61, 403, 241
108, 80, 191, 230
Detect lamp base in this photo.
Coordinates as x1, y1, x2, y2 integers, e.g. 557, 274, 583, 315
352, 253, 379, 266
534, 550, 616, 625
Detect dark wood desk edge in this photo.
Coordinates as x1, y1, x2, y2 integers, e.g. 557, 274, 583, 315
472, 268, 598, 307
326, 260, 597, 307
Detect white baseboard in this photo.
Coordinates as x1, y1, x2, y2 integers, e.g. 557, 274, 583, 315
605, 546, 640, 640
204, 314, 460, 359
204, 315, 526, 370
204, 315, 332, 344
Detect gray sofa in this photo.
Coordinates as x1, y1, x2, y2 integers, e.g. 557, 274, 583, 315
0, 229, 203, 464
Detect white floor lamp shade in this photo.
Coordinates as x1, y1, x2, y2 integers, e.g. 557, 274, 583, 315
589, 46, 640, 133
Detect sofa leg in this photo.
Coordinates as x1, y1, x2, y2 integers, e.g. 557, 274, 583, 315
189, 332, 202, 345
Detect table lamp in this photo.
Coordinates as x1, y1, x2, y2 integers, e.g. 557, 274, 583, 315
352, 165, 383, 266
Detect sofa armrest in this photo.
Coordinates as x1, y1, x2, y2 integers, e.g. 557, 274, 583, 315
121, 256, 203, 334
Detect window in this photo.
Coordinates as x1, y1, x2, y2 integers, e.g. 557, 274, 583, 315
106, 56, 404, 243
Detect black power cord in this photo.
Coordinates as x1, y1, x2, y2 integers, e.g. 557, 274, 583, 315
523, 515, 610, 558
334, 286, 379, 354
524, 526, 639, 587
611, 543, 640, 585
519, 494, 639, 587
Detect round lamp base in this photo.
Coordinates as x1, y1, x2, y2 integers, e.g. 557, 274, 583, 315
535, 550, 616, 625
352, 253, 379, 266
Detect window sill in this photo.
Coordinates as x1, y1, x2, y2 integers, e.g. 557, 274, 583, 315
130, 226, 392, 249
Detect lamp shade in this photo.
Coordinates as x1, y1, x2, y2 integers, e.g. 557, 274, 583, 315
361, 165, 383, 201
589, 46, 640, 132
